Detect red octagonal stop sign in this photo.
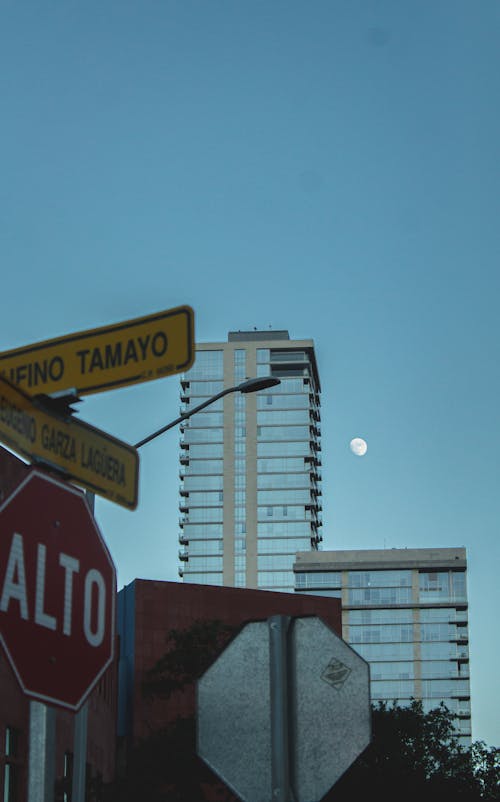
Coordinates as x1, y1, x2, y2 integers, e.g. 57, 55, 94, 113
0, 468, 116, 710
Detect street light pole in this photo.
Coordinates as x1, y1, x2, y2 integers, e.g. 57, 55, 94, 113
134, 376, 280, 449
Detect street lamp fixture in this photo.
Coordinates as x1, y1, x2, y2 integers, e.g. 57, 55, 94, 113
134, 376, 280, 449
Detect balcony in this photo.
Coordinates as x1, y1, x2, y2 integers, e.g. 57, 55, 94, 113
178, 534, 188, 545
179, 549, 189, 562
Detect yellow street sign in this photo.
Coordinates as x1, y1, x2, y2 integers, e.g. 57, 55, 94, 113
0, 305, 195, 397
0, 376, 139, 510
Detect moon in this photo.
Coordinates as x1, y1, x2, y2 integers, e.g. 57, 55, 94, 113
350, 437, 368, 456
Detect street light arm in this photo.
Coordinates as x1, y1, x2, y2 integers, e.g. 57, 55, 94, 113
133, 376, 280, 449
134, 386, 237, 449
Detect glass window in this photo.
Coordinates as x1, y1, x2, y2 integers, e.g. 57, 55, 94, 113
258, 489, 311, 505
257, 425, 310, 441
187, 443, 223, 459
185, 350, 223, 380
188, 491, 223, 507
371, 680, 415, 700
185, 556, 223, 571
3, 727, 18, 802
295, 572, 341, 588
418, 571, 467, 603
258, 473, 310, 489
185, 507, 223, 522
258, 554, 296, 570
354, 642, 413, 661
420, 642, 458, 660
259, 537, 311, 554
272, 378, 307, 393
451, 572, 467, 601
258, 506, 309, 521
348, 587, 413, 605
258, 393, 309, 410
420, 608, 466, 623
420, 661, 458, 679
257, 409, 310, 425
183, 573, 222, 585
257, 349, 270, 363
183, 428, 223, 444
348, 609, 414, 625
234, 349, 246, 381
186, 459, 223, 475
349, 624, 414, 643
183, 523, 223, 538
420, 679, 470, 699
183, 396, 224, 412
258, 441, 311, 457
187, 540, 224, 555
258, 521, 311, 537
420, 623, 455, 642
369, 662, 415, 680
271, 350, 307, 362
258, 457, 306, 473
258, 571, 293, 588
348, 570, 411, 588
188, 380, 224, 395
183, 475, 223, 491
188, 411, 224, 427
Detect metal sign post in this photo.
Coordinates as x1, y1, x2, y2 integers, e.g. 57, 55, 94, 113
71, 488, 94, 802
27, 702, 56, 802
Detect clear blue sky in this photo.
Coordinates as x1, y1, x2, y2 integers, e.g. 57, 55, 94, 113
1, 1, 499, 747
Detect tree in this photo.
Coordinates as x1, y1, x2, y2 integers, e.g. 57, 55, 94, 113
332, 700, 500, 802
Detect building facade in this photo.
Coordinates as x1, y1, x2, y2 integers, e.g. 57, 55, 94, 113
117, 579, 341, 747
178, 331, 322, 591
294, 548, 472, 744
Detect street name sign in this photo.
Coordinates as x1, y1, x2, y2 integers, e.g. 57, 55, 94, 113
0, 376, 138, 509
0, 469, 116, 710
0, 305, 195, 397
197, 615, 371, 802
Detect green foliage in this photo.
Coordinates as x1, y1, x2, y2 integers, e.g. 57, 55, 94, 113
333, 700, 500, 802
471, 741, 500, 800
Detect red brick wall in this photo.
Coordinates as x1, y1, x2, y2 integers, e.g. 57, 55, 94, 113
131, 580, 342, 742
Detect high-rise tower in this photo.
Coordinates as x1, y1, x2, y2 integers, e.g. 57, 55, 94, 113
178, 330, 322, 591
294, 547, 472, 745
